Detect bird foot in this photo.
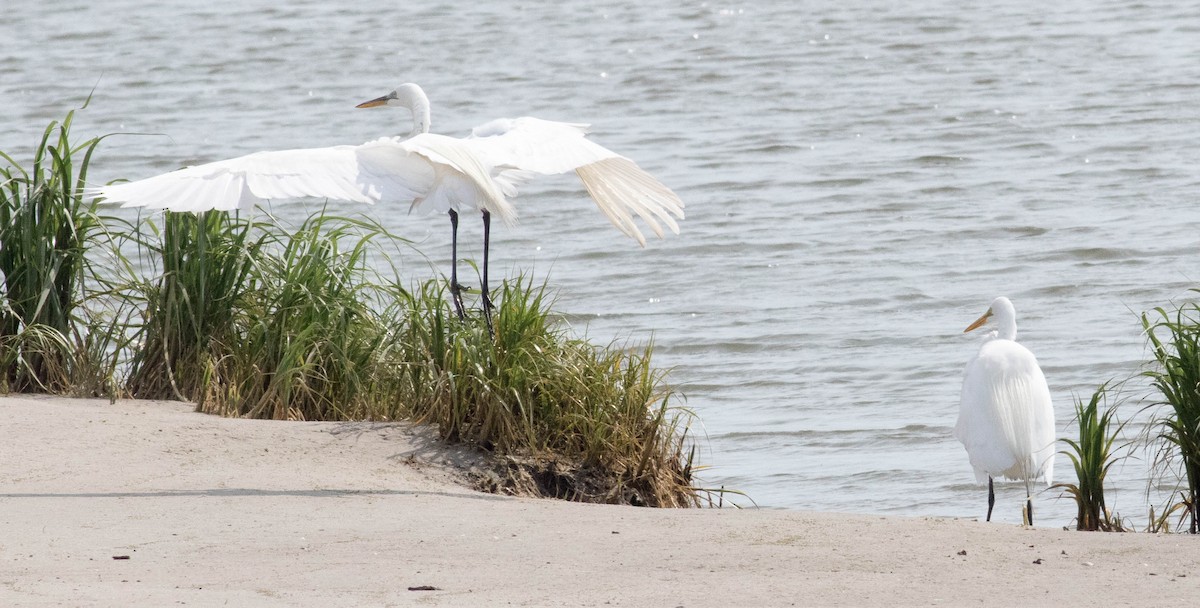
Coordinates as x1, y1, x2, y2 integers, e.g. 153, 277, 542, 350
448, 281, 468, 320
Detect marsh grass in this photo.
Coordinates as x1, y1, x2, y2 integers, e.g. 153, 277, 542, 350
125, 210, 264, 401
1142, 298, 1200, 533
1054, 384, 1129, 531
0, 107, 119, 394
396, 276, 699, 507
126, 215, 698, 504
202, 213, 408, 420
123, 211, 408, 421
114, 205, 698, 504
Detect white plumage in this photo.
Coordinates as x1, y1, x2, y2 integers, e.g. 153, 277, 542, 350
955, 296, 1055, 525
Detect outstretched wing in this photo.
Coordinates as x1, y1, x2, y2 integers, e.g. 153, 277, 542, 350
464, 117, 685, 246
89, 136, 508, 219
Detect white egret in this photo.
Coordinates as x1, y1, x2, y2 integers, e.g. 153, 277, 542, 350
90, 83, 685, 326
955, 296, 1055, 525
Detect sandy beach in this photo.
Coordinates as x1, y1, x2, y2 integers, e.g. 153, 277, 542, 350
1, 395, 1196, 606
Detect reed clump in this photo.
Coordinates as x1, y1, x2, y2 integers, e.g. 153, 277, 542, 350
1142, 298, 1200, 534
0, 109, 122, 395
1054, 384, 1129, 531
198, 214, 406, 421
123, 210, 409, 421
394, 276, 699, 507
124, 210, 263, 401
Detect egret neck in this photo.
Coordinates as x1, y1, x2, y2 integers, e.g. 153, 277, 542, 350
397, 84, 431, 137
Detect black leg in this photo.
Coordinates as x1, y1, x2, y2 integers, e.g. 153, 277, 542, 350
481, 210, 494, 335
986, 477, 995, 522
1023, 479, 1034, 526
448, 210, 465, 320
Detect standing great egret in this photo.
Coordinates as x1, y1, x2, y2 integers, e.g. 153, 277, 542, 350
90, 83, 685, 327
955, 296, 1055, 525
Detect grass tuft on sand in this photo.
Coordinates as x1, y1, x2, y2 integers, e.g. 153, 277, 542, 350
1054, 383, 1129, 531
395, 276, 698, 506
0, 106, 126, 396
1142, 297, 1200, 533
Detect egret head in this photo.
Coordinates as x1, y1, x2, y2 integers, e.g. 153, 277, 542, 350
356, 83, 431, 138
964, 296, 1017, 340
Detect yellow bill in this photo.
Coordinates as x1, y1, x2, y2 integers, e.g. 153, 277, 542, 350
963, 309, 993, 333
355, 95, 390, 109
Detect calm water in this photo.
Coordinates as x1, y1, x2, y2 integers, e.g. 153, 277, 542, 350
5, 0, 1200, 526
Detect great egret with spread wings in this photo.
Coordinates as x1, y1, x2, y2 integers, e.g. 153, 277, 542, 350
91, 83, 685, 327
955, 296, 1056, 525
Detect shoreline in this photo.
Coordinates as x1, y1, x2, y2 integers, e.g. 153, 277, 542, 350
2, 395, 1196, 606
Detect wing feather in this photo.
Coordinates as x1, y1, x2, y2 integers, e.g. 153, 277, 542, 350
955, 339, 1055, 485
578, 157, 683, 243
465, 117, 684, 245
90, 140, 434, 211
398, 133, 516, 225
